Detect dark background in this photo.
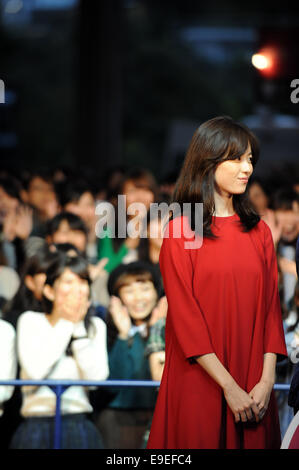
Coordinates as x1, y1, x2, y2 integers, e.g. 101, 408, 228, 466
0, 0, 299, 182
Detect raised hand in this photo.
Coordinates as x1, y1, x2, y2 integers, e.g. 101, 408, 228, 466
15, 205, 33, 240
43, 198, 60, 220
88, 258, 109, 281
2, 209, 17, 241
109, 295, 131, 339
278, 257, 297, 277
56, 284, 90, 324
149, 295, 168, 326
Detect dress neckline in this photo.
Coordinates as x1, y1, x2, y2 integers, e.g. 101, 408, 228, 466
212, 213, 238, 219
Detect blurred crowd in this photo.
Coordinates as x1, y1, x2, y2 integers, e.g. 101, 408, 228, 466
0, 163, 298, 448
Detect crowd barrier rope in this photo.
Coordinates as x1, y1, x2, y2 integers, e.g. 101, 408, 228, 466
0, 380, 291, 449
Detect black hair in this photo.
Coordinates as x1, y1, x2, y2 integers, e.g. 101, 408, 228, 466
3, 245, 58, 327
271, 187, 299, 211
22, 171, 54, 191
46, 212, 89, 239
247, 175, 271, 196
42, 251, 94, 333
0, 175, 23, 201
106, 261, 163, 349
137, 208, 164, 264
56, 179, 95, 208
107, 260, 163, 299
50, 242, 82, 257
170, 116, 260, 238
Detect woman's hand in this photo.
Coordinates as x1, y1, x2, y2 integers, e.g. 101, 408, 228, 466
88, 258, 108, 281
15, 205, 33, 240
223, 380, 260, 423
248, 379, 273, 420
124, 236, 140, 250
2, 209, 17, 241
109, 295, 131, 339
3, 204, 33, 241
149, 296, 168, 326
42, 197, 60, 220
278, 257, 297, 277
56, 286, 90, 324
149, 351, 165, 382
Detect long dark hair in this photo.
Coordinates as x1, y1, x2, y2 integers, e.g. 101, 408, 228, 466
3, 245, 57, 327
42, 251, 94, 333
137, 208, 163, 264
169, 116, 260, 238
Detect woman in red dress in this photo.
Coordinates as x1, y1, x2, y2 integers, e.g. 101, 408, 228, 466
146, 116, 287, 449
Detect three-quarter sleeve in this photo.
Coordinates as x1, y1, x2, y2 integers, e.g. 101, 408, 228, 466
0, 320, 17, 411
159, 217, 214, 361
262, 222, 288, 361
71, 317, 109, 381
17, 312, 73, 380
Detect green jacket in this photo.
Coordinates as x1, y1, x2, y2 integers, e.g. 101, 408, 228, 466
107, 333, 157, 409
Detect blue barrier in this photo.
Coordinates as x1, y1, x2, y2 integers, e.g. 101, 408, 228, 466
0, 380, 291, 449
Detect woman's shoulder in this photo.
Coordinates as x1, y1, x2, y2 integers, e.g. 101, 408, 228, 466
0, 317, 16, 339
90, 315, 107, 333
252, 218, 273, 242
163, 215, 199, 242
17, 311, 45, 326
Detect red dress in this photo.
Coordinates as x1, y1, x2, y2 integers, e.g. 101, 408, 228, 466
147, 214, 287, 449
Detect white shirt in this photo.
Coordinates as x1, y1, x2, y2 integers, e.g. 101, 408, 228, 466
17, 311, 109, 417
0, 319, 17, 416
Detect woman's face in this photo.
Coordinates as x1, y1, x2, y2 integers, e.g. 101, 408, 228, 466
275, 207, 299, 243
64, 192, 95, 228
248, 182, 269, 213
27, 177, 57, 214
49, 268, 90, 306
123, 180, 154, 212
214, 144, 253, 197
50, 220, 87, 253
118, 280, 158, 323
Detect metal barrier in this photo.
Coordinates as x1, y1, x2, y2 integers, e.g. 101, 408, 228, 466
0, 380, 291, 449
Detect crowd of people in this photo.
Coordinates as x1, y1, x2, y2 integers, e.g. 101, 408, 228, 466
0, 162, 298, 449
